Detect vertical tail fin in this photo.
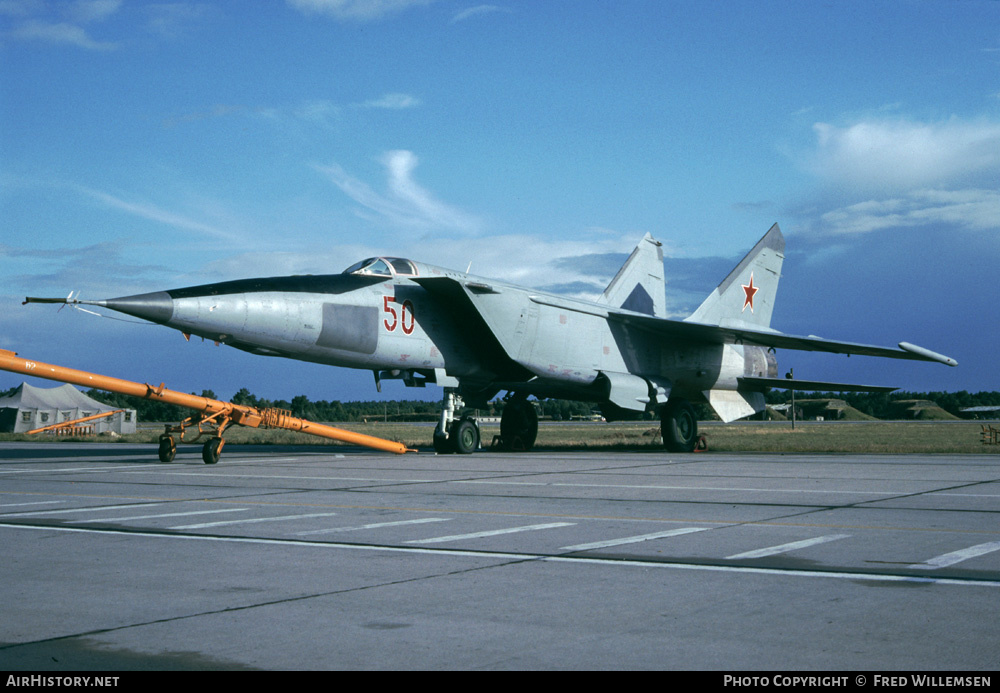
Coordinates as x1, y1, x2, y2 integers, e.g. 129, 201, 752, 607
599, 233, 666, 317
687, 223, 785, 328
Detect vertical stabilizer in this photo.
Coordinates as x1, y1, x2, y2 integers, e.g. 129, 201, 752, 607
599, 233, 666, 318
687, 223, 784, 329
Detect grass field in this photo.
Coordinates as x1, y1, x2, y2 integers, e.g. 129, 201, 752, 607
3, 420, 999, 455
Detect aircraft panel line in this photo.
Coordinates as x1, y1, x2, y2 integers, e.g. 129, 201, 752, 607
726, 534, 852, 560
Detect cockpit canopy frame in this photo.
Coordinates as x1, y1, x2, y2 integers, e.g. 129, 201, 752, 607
343, 257, 418, 278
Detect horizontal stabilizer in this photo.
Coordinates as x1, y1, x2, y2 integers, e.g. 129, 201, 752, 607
739, 377, 898, 393
608, 309, 957, 366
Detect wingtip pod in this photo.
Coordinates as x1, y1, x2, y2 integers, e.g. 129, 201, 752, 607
899, 342, 958, 367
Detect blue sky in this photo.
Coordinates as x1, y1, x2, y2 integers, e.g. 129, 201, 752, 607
2, 0, 998, 403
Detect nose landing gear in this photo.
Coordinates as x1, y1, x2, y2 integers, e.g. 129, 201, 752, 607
433, 390, 481, 454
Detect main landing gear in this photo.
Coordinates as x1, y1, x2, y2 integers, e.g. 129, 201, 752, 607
660, 398, 698, 453
496, 393, 538, 452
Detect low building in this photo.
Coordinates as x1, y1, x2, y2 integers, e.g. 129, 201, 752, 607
0, 382, 136, 435
960, 405, 1000, 420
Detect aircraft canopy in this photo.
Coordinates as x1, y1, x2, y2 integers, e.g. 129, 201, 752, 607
342, 257, 417, 277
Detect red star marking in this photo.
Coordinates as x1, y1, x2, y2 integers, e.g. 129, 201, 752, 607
741, 273, 758, 313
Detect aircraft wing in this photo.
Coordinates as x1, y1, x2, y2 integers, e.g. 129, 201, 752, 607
737, 377, 898, 393
607, 311, 958, 366
410, 276, 533, 381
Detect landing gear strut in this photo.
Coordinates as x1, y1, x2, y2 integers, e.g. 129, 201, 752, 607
434, 389, 480, 454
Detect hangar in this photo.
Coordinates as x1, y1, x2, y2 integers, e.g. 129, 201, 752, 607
0, 382, 136, 435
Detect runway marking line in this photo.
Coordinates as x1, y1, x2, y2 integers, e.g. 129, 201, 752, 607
71, 508, 250, 524
171, 512, 339, 530
909, 541, 1000, 570
0, 502, 167, 517
406, 522, 576, 544
454, 479, 920, 496
560, 527, 708, 552
0, 500, 66, 508
297, 518, 450, 536
726, 534, 851, 560
3, 522, 999, 589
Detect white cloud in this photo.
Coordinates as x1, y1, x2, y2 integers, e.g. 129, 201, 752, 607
12, 19, 117, 49
820, 188, 1000, 235
810, 117, 1000, 192
74, 186, 241, 241
69, 0, 121, 24
450, 5, 511, 24
316, 151, 483, 234
286, 0, 432, 21
356, 92, 421, 109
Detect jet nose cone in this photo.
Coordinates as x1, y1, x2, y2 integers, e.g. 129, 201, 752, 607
103, 291, 174, 324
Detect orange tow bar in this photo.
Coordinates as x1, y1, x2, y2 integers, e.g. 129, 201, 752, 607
0, 349, 414, 461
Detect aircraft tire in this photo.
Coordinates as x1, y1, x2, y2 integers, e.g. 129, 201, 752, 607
433, 429, 453, 454
158, 436, 176, 463
500, 396, 538, 452
661, 399, 697, 453
202, 437, 223, 465
450, 417, 480, 454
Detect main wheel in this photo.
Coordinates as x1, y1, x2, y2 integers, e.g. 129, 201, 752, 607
158, 436, 176, 463
450, 417, 480, 454
202, 437, 223, 465
661, 399, 697, 453
499, 396, 538, 451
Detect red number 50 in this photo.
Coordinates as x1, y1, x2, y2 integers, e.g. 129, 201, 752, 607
383, 296, 415, 335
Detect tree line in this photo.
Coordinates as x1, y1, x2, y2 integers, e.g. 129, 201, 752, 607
4, 385, 997, 423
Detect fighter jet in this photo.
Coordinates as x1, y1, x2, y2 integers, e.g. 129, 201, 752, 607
26, 224, 956, 454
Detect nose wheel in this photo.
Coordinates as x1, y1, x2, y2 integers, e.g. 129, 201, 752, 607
433, 390, 481, 454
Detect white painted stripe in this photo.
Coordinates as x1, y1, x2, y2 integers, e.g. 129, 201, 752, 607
0, 503, 165, 517
171, 512, 338, 529
0, 465, 163, 475
909, 541, 1000, 570
0, 501, 66, 508
297, 518, 450, 536
71, 508, 249, 524
560, 527, 709, 552
406, 522, 575, 545
3, 522, 999, 589
455, 480, 902, 495
727, 534, 851, 560
125, 470, 443, 484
